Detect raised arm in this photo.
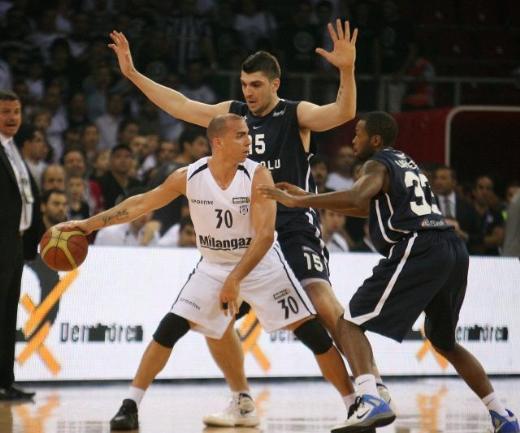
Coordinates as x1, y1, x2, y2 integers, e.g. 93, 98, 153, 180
108, 31, 230, 127
297, 20, 357, 132
259, 160, 387, 217
219, 166, 276, 315
58, 168, 188, 235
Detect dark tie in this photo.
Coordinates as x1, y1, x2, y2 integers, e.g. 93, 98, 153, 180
443, 196, 453, 218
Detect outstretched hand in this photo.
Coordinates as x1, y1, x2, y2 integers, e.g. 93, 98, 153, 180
316, 19, 358, 70
108, 30, 136, 77
257, 183, 302, 208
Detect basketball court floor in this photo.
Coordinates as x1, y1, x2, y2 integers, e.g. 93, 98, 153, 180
1, 377, 518, 433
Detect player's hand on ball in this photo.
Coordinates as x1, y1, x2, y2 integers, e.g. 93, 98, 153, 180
54, 220, 92, 235
220, 277, 240, 317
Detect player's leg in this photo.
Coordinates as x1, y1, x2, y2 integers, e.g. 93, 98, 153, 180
203, 321, 259, 428
425, 236, 519, 433
111, 312, 191, 430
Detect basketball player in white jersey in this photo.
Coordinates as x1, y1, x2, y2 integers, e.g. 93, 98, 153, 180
56, 114, 337, 430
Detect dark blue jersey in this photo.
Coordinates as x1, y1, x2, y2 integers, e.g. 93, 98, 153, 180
368, 148, 450, 256
229, 99, 316, 229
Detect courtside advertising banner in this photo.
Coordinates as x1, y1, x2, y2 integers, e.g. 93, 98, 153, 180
16, 247, 520, 380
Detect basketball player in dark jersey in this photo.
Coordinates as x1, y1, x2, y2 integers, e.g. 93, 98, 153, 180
108, 22, 391, 426
260, 111, 519, 433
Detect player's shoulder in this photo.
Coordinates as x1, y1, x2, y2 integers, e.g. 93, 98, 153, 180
186, 157, 210, 180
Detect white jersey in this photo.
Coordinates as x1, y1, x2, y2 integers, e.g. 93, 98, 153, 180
186, 157, 264, 264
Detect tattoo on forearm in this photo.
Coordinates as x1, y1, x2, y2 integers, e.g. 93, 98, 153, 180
337, 84, 343, 102
102, 209, 129, 226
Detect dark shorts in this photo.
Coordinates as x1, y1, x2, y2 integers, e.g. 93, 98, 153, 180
277, 211, 331, 284
345, 229, 468, 351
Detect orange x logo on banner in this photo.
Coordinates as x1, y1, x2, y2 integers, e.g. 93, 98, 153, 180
17, 270, 78, 375
237, 311, 271, 372
416, 326, 449, 370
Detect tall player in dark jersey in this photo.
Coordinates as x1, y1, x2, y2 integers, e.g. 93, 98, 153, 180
108, 21, 385, 426
260, 112, 519, 433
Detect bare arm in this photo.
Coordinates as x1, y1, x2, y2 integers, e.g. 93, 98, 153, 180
58, 168, 187, 234
297, 20, 357, 131
108, 31, 230, 127
219, 166, 276, 315
259, 160, 387, 216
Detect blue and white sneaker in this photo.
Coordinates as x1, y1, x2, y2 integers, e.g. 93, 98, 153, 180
331, 394, 396, 433
490, 409, 520, 433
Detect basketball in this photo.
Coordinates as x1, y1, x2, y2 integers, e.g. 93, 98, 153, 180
39, 227, 89, 271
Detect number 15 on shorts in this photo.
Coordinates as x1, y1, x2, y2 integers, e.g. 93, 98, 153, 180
303, 250, 324, 272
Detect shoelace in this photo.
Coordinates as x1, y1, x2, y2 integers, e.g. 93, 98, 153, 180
348, 396, 363, 418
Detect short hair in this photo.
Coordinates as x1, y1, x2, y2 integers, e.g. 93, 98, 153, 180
361, 112, 398, 146
310, 154, 329, 168
61, 146, 86, 163
207, 114, 243, 142
14, 124, 38, 147
110, 143, 132, 156
434, 164, 457, 182
241, 51, 281, 80
41, 188, 66, 204
178, 126, 207, 152
0, 90, 20, 102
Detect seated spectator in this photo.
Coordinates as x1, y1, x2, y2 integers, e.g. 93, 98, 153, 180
41, 164, 66, 192
145, 139, 180, 185
62, 147, 104, 214
66, 174, 90, 220
16, 124, 47, 191
432, 165, 481, 253
95, 93, 125, 150
90, 149, 110, 182
94, 187, 159, 247
80, 123, 101, 166
326, 144, 355, 191
503, 186, 520, 257
118, 119, 140, 148
98, 144, 142, 209
179, 59, 217, 104
234, 0, 278, 52
320, 209, 351, 252
67, 91, 89, 129
158, 216, 196, 248
42, 82, 68, 161
174, 126, 210, 165
472, 175, 505, 255
41, 188, 68, 229
310, 155, 331, 193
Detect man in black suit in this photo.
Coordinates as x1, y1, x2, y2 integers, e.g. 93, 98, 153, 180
0, 90, 44, 400
433, 165, 482, 254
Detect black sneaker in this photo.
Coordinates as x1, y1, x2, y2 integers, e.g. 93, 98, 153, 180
110, 399, 139, 430
0, 385, 35, 401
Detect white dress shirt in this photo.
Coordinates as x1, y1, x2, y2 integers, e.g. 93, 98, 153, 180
1, 132, 33, 231
438, 191, 456, 218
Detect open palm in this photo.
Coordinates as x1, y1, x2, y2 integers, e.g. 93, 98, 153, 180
316, 19, 358, 70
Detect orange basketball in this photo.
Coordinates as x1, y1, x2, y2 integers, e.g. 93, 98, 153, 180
39, 227, 89, 271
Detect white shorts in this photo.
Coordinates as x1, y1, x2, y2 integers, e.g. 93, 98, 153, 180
171, 243, 316, 339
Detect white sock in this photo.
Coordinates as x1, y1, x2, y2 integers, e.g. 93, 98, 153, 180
482, 392, 508, 416
127, 386, 146, 406
342, 392, 357, 410
355, 374, 378, 398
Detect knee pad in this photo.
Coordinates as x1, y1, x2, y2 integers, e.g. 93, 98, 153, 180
153, 313, 190, 348
294, 318, 333, 355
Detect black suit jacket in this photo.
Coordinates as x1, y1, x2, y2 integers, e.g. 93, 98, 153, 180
454, 194, 482, 254
0, 144, 44, 261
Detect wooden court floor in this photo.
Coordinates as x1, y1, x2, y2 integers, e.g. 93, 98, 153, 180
1, 378, 518, 433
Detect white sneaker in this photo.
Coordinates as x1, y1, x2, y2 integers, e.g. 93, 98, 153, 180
332, 394, 396, 433
377, 383, 397, 415
203, 393, 260, 427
